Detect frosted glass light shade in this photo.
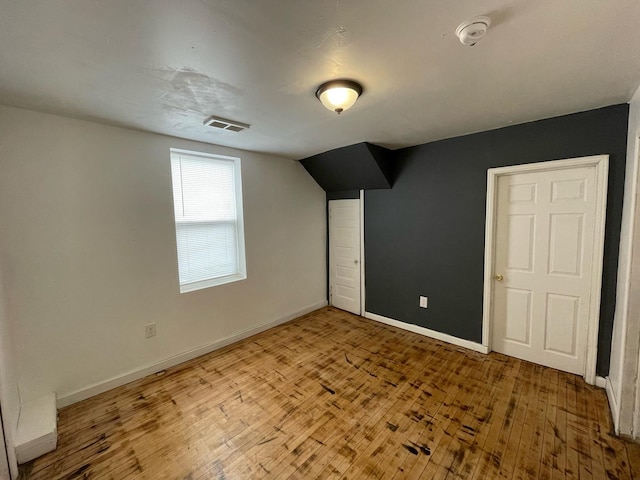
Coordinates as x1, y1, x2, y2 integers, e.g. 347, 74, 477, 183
316, 80, 363, 114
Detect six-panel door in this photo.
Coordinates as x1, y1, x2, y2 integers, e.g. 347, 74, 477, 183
491, 166, 597, 375
329, 199, 361, 315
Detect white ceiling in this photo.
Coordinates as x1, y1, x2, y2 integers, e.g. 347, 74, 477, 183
1, 1, 639, 160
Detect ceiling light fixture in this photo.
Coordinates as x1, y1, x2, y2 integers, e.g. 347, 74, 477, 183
315, 79, 363, 114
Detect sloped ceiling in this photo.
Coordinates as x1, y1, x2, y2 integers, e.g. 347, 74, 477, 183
300, 142, 394, 192
0, 0, 639, 159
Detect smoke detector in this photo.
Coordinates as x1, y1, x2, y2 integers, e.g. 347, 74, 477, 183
203, 115, 250, 132
455, 16, 491, 46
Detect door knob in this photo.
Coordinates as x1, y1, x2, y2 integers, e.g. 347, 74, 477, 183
494, 274, 503, 281
354, 260, 359, 264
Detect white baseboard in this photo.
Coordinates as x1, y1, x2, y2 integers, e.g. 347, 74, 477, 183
595, 376, 606, 389
364, 311, 489, 354
605, 376, 620, 434
57, 301, 328, 408
15, 394, 57, 464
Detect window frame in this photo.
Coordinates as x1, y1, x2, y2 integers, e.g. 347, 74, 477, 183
169, 148, 247, 293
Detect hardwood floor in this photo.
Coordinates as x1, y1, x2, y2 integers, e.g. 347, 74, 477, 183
19, 307, 639, 479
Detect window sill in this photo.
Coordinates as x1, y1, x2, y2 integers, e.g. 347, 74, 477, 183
179, 273, 246, 293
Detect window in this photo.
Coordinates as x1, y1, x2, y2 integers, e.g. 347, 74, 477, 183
169, 149, 246, 293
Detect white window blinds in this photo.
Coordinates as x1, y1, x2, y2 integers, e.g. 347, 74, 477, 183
170, 149, 246, 293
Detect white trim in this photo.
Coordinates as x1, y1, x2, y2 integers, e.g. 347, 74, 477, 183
365, 311, 489, 354
629, 122, 640, 441
179, 272, 246, 294
360, 190, 366, 316
57, 301, 328, 408
595, 376, 607, 389
614, 130, 640, 438
169, 147, 239, 162
634, 334, 640, 439
606, 376, 620, 434
587, 156, 609, 385
482, 168, 498, 348
15, 394, 57, 464
0, 415, 9, 479
482, 155, 609, 386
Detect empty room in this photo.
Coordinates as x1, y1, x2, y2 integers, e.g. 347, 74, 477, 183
1, 1, 640, 479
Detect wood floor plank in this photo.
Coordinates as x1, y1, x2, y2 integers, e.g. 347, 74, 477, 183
316, 343, 444, 479
497, 360, 536, 479
320, 338, 446, 478
538, 367, 559, 480
342, 341, 450, 479
407, 357, 475, 480
565, 374, 585, 480
400, 352, 475, 479
626, 441, 640, 478
468, 356, 521, 480
593, 384, 634, 480
18, 307, 637, 480
513, 363, 544, 480
389, 346, 469, 479
582, 381, 606, 480
552, 371, 569, 480
439, 351, 500, 480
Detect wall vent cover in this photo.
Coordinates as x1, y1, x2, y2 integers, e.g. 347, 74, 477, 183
203, 115, 250, 132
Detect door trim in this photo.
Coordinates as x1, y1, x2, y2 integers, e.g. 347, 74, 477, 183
0, 403, 9, 480
359, 190, 365, 316
482, 155, 609, 385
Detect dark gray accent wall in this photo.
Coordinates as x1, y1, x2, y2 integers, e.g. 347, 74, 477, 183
301, 142, 394, 192
365, 104, 628, 376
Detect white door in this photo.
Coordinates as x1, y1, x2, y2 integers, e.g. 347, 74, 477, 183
491, 164, 603, 375
329, 199, 361, 315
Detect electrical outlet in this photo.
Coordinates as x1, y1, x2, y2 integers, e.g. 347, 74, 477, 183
145, 322, 156, 338
419, 296, 428, 308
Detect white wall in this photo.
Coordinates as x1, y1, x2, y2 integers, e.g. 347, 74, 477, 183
0, 105, 326, 406
0, 270, 19, 477
609, 84, 640, 435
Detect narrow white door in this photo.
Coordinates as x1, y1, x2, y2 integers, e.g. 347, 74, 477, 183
329, 199, 361, 315
492, 165, 600, 375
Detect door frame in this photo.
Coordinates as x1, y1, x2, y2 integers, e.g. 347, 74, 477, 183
482, 155, 609, 385
0, 402, 9, 480
359, 190, 365, 316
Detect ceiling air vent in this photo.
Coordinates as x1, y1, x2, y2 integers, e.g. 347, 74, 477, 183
203, 115, 250, 132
